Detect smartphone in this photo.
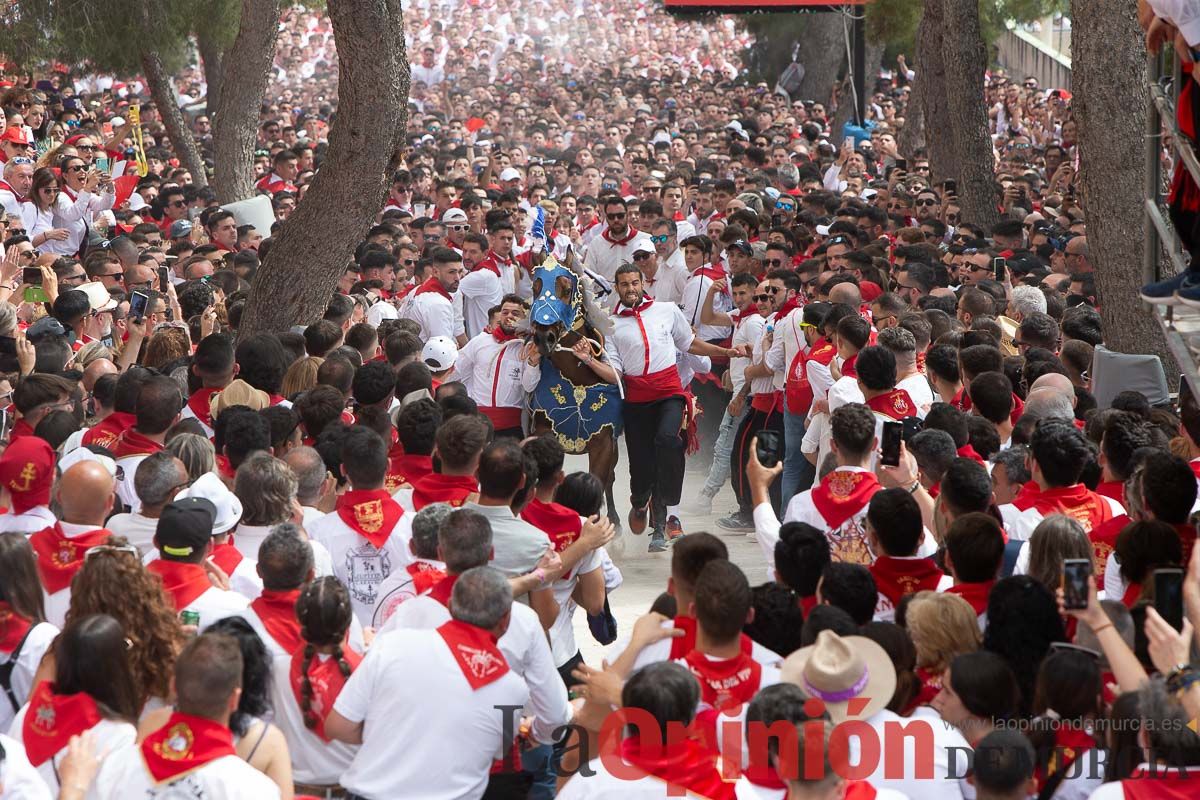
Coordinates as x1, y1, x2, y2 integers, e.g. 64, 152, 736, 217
129, 290, 150, 322
945, 179, 957, 194
755, 431, 783, 469
413, 203, 428, 218
1062, 558, 1091, 610
1154, 568, 1185, 630
96, 155, 110, 173
880, 421, 903, 467
993, 256, 1007, 282
157, 266, 170, 292
22, 267, 42, 287
895, 158, 907, 171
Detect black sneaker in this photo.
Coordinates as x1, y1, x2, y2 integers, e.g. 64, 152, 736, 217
648, 530, 669, 552
716, 512, 753, 532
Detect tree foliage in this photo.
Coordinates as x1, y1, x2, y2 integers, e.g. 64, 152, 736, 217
867, 0, 1068, 62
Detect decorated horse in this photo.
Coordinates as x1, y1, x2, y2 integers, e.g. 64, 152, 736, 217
525, 252, 624, 534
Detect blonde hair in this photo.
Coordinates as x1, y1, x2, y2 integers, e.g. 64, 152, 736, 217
905, 591, 982, 672
281, 356, 323, 398
166, 432, 215, 482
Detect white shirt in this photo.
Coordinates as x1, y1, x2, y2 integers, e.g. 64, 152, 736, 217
307, 505, 415, 626
104, 512, 159, 556
379, 594, 571, 745
857, 706, 971, 800
606, 618, 782, 673
42, 523, 109, 628
0, 507, 56, 536
0, 623, 58, 735
647, 249, 689, 305
456, 332, 526, 411
8, 708, 135, 799
457, 267, 503, 339
748, 319, 781, 397
897, 371, 934, 419
143, 549, 263, 601
44, 189, 114, 257
547, 545, 603, 668
233, 523, 334, 578
333, 626, 529, 800
403, 286, 455, 342
582, 228, 653, 283
730, 313, 766, 396
370, 557, 447, 629
604, 300, 695, 381
92, 743, 280, 800
681, 270, 734, 343
1009, 492, 1125, 541
558, 758, 716, 799
0, 733, 53, 800
765, 308, 807, 400
185, 585, 251, 631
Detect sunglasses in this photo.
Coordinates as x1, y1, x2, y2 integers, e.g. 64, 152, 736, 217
607, 212, 627, 220
915, 198, 938, 207
753, 294, 770, 302
826, 236, 850, 247
650, 234, 669, 244
632, 251, 653, 261
765, 286, 782, 293
447, 224, 469, 232
766, 258, 786, 267
775, 203, 795, 211
66, 164, 87, 172
86, 543, 139, 560
402, 258, 416, 266
9, 157, 33, 166
168, 200, 186, 208
76, 144, 97, 152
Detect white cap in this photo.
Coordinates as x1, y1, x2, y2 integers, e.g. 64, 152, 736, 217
178, 472, 244, 535
422, 336, 459, 371
58, 447, 117, 477
442, 208, 468, 223
499, 167, 522, 182
815, 224, 832, 236
632, 240, 656, 256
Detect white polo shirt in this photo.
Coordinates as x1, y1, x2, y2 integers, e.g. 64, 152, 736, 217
333, 626, 529, 800
582, 227, 653, 283
91, 742, 280, 799
457, 264, 503, 339
604, 299, 695, 381
403, 283, 456, 341
0, 733, 52, 800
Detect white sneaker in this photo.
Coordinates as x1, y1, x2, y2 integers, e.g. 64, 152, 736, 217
695, 491, 715, 515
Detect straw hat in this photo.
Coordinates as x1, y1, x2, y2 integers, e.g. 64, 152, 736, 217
209, 379, 270, 420
779, 630, 896, 723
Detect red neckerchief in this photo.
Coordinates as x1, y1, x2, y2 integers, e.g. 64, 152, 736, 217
1122, 581, 1143, 608
810, 470, 879, 529
1089, 514, 1127, 584
411, 473, 478, 510
335, 489, 403, 549
616, 736, 735, 800
0, 601, 32, 653
491, 326, 518, 343
436, 619, 510, 690
111, 428, 164, 460
1123, 765, 1200, 800
617, 298, 654, 317
866, 388, 917, 420
909, 666, 943, 712
250, 589, 304, 654
1095, 480, 1124, 505
22, 681, 104, 766
952, 386, 973, 412
413, 275, 452, 302
288, 644, 363, 742
186, 388, 222, 428
8, 418, 34, 442
840, 353, 858, 379
1030, 484, 1114, 533
870, 556, 945, 606
386, 452, 433, 493
1010, 393, 1025, 426
1011, 480, 1044, 511
915, 350, 927, 374
30, 524, 112, 593
520, 497, 582, 553
957, 444, 986, 464
666, 615, 754, 661
82, 411, 137, 449
407, 560, 446, 595
209, 542, 243, 576
682, 649, 762, 712
742, 761, 787, 790
946, 580, 994, 616
731, 307, 756, 326
140, 711, 237, 784
268, 394, 287, 407
427, 574, 459, 608
1035, 724, 1097, 792
807, 337, 837, 366
772, 296, 801, 323
692, 265, 726, 282
845, 781, 878, 800
472, 253, 502, 277
215, 454, 236, 481
145, 560, 213, 612
0, 180, 27, 203
601, 226, 638, 246
1191, 458, 1200, 482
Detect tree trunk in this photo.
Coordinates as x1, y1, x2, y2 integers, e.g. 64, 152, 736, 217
898, 73, 926, 158
1071, 0, 1171, 362
916, 0, 956, 183
940, 0, 999, 230
211, 0, 281, 203
238, 0, 408, 338
141, 50, 209, 189
797, 12, 846, 107
197, 29, 225, 118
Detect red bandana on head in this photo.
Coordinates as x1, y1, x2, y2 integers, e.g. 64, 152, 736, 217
139, 712, 238, 785
0, 436, 55, 513
411, 473, 478, 510
288, 646, 363, 742
810, 470, 879, 529
436, 619, 510, 690
22, 681, 104, 766
250, 589, 304, 654
866, 388, 917, 420
145, 560, 213, 612
520, 498, 583, 553
335, 489, 403, 549
30, 525, 112, 594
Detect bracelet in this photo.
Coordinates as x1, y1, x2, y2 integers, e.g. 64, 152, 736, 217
1090, 622, 1114, 635
906, 480, 920, 494
1167, 664, 1200, 695
531, 567, 547, 586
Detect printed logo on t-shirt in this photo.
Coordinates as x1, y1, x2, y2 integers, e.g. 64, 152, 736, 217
345, 543, 392, 607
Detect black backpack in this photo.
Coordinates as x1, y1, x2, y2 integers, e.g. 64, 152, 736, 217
0, 624, 35, 713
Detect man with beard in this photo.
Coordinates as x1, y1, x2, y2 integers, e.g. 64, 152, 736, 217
455, 295, 529, 439
457, 231, 502, 339
583, 197, 651, 282
403, 246, 463, 342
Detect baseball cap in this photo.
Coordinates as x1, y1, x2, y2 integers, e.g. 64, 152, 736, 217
442, 208, 468, 223
178, 472, 243, 535
422, 336, 459, 371
499, 167, 522, 182
0, 126, 32, 145
169, 219, 193, 239
156, 498, 217, 559
26, 317, 69, 342
729, 239, 753, 255
0, 437, 54, 514
632, 240, 656, 256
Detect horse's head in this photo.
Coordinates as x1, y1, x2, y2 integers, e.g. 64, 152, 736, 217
529, 257, 580, 356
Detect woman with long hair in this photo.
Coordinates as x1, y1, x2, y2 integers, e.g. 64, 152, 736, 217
984, 575, 1066, 715
1027, 647, 1105, 800
43, 154, 114, 257
0, 533, 58, 732
25, 166, 92, 252
1025, 514, 1094, 597
11, 614, 139, 795
904, 591, 982, 710
932, 651, 1022, 746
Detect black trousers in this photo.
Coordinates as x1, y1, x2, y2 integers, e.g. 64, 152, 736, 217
493, 425, 525, 441
624, 396, 686, 528
731, 403, 783, 514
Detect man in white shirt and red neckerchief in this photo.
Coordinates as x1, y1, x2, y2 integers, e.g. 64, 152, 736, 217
308, 427, 415, 626
456, 294, 528, 439
942, 512, 1007, 625
458, 230, 502, 338
255, 149, 300, 195
31, 458, 119, 628
177, 332, 235, 438
145, 498, 250, 631
328, 566, 531, 800
113, 375, 181, 512
92, 633, 280, 799
685, 184, 722, 236
403, 246, 463, 342
591, 263, 746, 550
371, 503, 450, 629
0, 436, 58, 535
410, 414, 486, 510
582, 197, 652, 284
866, 489, 952, 622
681, 234, 733, 347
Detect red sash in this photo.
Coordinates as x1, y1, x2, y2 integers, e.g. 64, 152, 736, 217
145, 560, 213, 612
616, 736, 735, 800
479, 406, 523, 429
288, 646, 363, 742
1030, 484, 1114, 533
186, 388, 221, 428
406, 561, 446, 596
946, 580, 994, 616
1035, 725, 1097, 792
30, 524, 112, 594
413, 276, 452, 301
1089, 515, 1127, 584
250, 589, 304, 654
870, 556, 945, 606
682, 650, 762, 712
957, 444, 986, 464
386, 450, 433, 492
866, 388, 917, 420
0, 601, 32, 653
22, 682, 104, 766
140, 712, 238, 785
520, 498, 583, 552
1122, 766, 1200, 800
624, 366, 685, 403
411, 473, 478, 510
209, 542, 243, 576
82, 411, 136, 449
427, 574, 458, 608
436, 619, 510, 690
335, 489, 403, 549
810, 470, 879, 530
112, 428, 164, 460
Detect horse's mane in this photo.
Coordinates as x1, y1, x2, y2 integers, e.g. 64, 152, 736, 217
564, 248, 613, 337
